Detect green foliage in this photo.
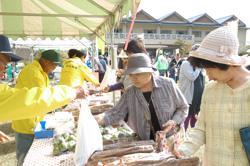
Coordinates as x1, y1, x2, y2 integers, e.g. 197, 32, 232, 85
239, 45, 250, 56
174, 39, 192, 56
52, 132, 77, 156
100, 125, 135, 142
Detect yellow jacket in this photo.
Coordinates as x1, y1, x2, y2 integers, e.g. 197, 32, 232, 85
60, 57, 99, 87
12, 61, 51, 134
0, 84, 76, 122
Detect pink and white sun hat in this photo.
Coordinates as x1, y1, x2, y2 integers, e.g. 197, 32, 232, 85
190, 21, 247, 66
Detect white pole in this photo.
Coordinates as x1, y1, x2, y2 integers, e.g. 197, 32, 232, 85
110, 28, 118, 104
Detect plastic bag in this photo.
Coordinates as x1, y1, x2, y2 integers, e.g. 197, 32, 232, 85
44, 112, 75, 136
74, 100, 103, 166
100, 66, 116, 89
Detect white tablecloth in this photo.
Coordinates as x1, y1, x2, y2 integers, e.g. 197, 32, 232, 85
23, 138, 74, 166
23, 96, 112, 166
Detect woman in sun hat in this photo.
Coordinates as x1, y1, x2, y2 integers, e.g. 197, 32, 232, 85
174, 21, 250, 166
95, 53, 188, 140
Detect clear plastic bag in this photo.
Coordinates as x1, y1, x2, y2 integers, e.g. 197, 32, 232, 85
74, 100, 103, 166
100, 67, 117, 89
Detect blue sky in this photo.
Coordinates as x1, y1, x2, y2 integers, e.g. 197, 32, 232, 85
138, 0, 250, 44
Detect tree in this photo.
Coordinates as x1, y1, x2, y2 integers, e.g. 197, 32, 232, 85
239, 45, 250, 56
174, 39, 192, 56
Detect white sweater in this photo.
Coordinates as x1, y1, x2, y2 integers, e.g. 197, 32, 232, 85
178, 60, 201, 104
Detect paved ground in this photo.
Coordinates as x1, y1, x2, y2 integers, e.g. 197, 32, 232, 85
0, 152, 16, 166
0, 122, 16, 166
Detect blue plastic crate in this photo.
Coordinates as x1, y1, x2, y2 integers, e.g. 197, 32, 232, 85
34, 129, 54, 139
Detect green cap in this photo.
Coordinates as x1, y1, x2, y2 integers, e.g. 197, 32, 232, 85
41, 50, 62, 66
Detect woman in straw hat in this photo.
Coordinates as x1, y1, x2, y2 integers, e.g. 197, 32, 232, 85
95, 53, 188, 140
174, 22, 250, 166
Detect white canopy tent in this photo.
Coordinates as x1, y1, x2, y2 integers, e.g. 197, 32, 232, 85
0, 0, 141, 62
0, 0, 140, 40
10, 38, 91, 50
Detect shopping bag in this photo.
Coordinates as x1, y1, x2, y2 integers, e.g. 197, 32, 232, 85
239, 126, 250, 164
74, 100, 103, 166
100, 66, 116, 89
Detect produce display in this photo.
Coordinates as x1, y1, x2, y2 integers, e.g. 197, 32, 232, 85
89, 103, 114, 115
90, 144, 154, 160
25, 96, 198, 166
99, 124, 137, 143
87, 140, 156, 165
52, 132, 77, 156
103, 140, 155, 150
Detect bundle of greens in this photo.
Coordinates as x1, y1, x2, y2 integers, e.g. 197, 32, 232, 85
99, 125, 137, 142
52, 132, 77, 156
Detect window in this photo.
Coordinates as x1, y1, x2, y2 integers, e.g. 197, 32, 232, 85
176, 31, 187, 35
160, 30, 172, 34
144, 29, 156, 34
114, 28, 122, 33
192, 31, 202, 37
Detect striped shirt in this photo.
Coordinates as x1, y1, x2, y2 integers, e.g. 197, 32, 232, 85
178, 80, 250, 166
104, 74, 188, 140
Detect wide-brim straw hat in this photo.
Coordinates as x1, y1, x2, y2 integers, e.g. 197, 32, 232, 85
126, 53, 154, 74
190, 21, 247, 66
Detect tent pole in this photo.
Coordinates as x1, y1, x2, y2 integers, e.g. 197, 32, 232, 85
110, 28, 118, 104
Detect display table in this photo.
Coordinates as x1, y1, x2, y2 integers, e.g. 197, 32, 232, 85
23, 96, 112, 166
22, 97, 199, 166
23, 138, 74, 166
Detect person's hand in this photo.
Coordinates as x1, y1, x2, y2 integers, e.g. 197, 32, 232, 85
195, 114, 198, 120
162, 120, 176, 133
94, 114, 105, 126
74, 86, 88, 99
0, 130, 10, 143
116, 69, 125, 77
101, 87, 110, 93
95, 83, 100, 87
172, 143, 185, 159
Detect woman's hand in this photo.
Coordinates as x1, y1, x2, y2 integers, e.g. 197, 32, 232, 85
101, 86, 110, 93
116, 69, 125, 77
195, 113, 198, 120
94, 113, 105, 126
74, 86, 88, 99
0, 130, 10, 143
162, 120, 177, 133
172, 143, 185, 159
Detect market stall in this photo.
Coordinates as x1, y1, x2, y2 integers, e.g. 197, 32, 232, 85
23, 138, 74, 166
1, 1, 200, 165
24, 137, 199, 166
23, 94, 112, 166
23, 95, 199, 166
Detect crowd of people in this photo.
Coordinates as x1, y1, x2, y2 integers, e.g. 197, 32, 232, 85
0, 20, 250, 166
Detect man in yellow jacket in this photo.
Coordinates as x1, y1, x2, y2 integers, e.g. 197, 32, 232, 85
60, 49, 99, 87
0, 35, 86, 143
12, 49, 64, 166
